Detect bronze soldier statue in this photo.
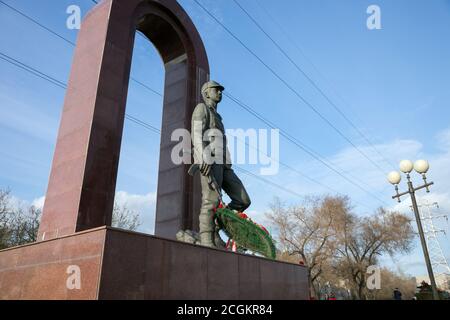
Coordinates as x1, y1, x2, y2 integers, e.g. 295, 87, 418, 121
190, 81, 251, 248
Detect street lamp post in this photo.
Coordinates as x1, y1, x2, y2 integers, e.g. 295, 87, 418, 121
387, 160, 440, 300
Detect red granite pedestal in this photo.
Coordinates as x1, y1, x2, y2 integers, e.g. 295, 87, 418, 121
0, 228, 309, 300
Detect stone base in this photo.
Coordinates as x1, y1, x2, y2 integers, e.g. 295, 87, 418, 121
0, 227, 309, 300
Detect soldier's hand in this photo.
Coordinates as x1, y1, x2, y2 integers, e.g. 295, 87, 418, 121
200, 163, 211, 176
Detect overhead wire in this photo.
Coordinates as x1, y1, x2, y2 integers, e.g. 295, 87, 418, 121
254, 0, 397, 170
232, 0, 392, 174
0, 0, 389, 206
0, 51, 311, 200
0, 51, 161, 135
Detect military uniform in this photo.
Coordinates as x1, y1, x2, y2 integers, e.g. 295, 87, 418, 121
191, 81, 251, 247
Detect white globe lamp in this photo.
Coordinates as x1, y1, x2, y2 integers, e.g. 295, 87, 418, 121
387, 171, 401, 185
399, 160, 414, 173
414, 160, 429, 174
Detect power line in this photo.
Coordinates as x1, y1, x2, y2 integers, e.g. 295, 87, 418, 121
0, 1, 328, 193
0, 51, 161, 135
0, 0, 75, 46
0, 53, 67, 89
131, 77, 162, 97
191, 0, 389, 205
225, 92, 388, 206
234, 167, 305, 200
0, 42, 364, 202
0, 0, 163, 98
0, 53, 355, 203
88, 0, 385, 205
125, 114, 160, 134
254, 0, 397, 171
0, 51, 380, 207
233, 132, 373, 210
89, 0, 386, 205
0, 50, 308, 200
0, 1, 388, 207
232, 0, 391, 175
193, 0, 390, 177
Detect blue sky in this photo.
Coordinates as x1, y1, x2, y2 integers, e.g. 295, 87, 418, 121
1, 0, 450, 278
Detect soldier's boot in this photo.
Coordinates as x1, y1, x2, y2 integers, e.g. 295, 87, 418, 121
199, 202, 217, 248
199, 231, 215, 248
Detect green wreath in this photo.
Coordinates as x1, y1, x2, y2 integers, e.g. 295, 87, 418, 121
215, 207, 276, 259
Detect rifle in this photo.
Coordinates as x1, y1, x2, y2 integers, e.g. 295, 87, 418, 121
188, 164, 223, 203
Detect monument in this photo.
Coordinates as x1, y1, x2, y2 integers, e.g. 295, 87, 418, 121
0, 0, 309, 299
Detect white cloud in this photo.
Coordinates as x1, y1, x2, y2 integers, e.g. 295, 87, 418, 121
2, 193, 42, 213
271, 138, 424, 212
274, 128, 450, 209
26, 192, 157, 234
114, 191, 157, 234
436, 128, 450, 150
331, 139, 421, 183
7, 194, 31, 212
245, 209, 271, 226
31, 196, 45, 210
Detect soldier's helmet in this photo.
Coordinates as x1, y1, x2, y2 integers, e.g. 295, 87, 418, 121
201, 80, 225, 94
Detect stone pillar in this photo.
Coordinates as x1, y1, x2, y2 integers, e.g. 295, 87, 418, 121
38, 0, 209, 241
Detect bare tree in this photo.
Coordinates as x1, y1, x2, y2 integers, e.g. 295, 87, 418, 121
0, 189, 11, 249
111, 202, 142, 231
266, 196, 349, 298
266, 195, 415, 300
0, 189, 41, 249
365, 267, 416, 300
0, 188, 143, 249
333, 208, 414, 299
6, 205, 41, 247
